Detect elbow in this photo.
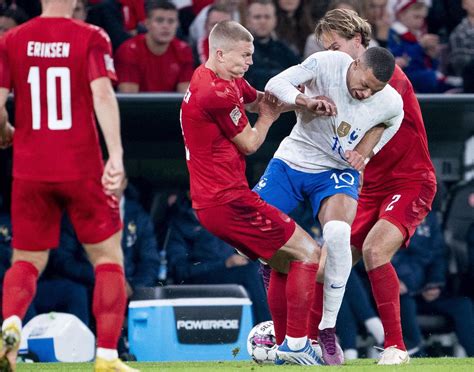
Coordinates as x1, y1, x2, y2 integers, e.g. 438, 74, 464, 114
240, 143, 258, 156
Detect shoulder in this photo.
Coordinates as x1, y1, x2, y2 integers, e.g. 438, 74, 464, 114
170, 38, 193, 59
171, 37, 192, 52
118, 34, 142, 51
379, 85, 403, 114
389, 65, 415, 96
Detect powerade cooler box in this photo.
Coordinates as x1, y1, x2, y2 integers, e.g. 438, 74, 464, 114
128, 284, 253, 361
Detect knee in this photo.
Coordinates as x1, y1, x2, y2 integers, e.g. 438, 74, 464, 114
323, 221, 351, 255
362, 244, 390, 270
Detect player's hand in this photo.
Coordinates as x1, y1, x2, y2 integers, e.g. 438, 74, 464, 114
102, 156, 125, 198
0, 123, 14, 149
125, 280, 134, 299
306, 96, 337, 116
399, 280, 408, 295
258, 92, 283, 122
422, 287, 441, 302
225, 254, 249, 268
345, 150, 367, 171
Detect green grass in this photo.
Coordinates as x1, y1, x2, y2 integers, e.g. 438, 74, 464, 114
14, 358, 474, 372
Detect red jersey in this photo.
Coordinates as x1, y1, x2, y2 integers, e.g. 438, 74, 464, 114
114, 35, 194, 92
119, 0, 145, 31
0, 17, 116, 182
180, 65, 258, 209
363, 65, 436, 190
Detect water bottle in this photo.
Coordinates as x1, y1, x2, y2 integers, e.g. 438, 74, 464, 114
158, 249, 167, 282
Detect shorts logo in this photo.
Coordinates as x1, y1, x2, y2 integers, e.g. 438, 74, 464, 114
256, 178, 267, 190
337, 121, 351, 137
230, 106, 241, 126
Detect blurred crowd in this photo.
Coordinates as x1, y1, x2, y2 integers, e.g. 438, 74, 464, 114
1, 0, 473, 93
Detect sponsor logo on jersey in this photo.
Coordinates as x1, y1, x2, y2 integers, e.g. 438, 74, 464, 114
330, 283, 345, 289
177, 319, 239, 330
230, 106, 241, 126
337, 121, 351, 137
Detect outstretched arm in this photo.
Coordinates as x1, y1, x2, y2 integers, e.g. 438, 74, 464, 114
233, 92, 284, 155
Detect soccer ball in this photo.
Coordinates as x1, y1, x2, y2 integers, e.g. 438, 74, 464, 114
247, 320, 277, 364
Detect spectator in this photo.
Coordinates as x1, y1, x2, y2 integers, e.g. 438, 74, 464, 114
387, 0, 447, 92
87, 0, 138, 50
188, 0, 246, 47
0, 6, 28, 36
166, 193, 271, 325
336, 269, 385, 360
463, 58, 474, 92
120, 0, 146, 35
195, 4, 232, 65
245, 0, 300, 90
393, 211, 474, 356
366, 0, 391, 47
115, 0, 194, 93
72, 0, 88, 21
449, 0, 474, 76
274, 0, 314, 57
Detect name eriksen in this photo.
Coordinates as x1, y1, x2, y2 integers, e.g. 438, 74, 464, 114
27, 42, 70, 58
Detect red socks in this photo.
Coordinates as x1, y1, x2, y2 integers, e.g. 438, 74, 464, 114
2, 261, 38, 320
93, 263, 127, 349
307, 281, 324, 340
367, 263, 406, 350
267, 269, 287, 345
286, 261, 318, 338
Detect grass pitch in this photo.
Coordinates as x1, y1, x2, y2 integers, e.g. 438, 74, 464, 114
14, 358, 474, 371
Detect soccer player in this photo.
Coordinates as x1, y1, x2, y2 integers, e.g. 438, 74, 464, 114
0, 1, 137, 371
256, 44, 403, 364
180, 20, 324, 366
309, 9, 437, 365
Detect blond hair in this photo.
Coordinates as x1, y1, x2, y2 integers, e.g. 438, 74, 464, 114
315, 8, 372, 48
209, 20, 253, 52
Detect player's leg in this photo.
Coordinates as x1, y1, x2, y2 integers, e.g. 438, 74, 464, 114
267, 225, 323, 365
315, 193, 356, 365
197, 192, 322, 365
67, 178, 137, 372
253, 159, 303, 347
1, 179, 61, 371
305, 169, 359, 365
363, 183, 435, 365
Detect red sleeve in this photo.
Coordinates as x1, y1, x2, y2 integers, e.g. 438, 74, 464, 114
201, 82, 248, 140
240, 78, 257, 104
178, 44, 195, 84
114, 40, 140, 85
134, 0, 146, 24
87, 28, 117, 82
0, 36, 11, 89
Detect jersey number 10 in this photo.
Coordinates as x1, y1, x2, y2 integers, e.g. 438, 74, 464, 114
27, 66, 72, 130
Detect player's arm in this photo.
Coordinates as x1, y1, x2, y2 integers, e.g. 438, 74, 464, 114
232, 92, 283, 155
177, 82, 190, 93
90, 77, 125, 196
265, 59, 336, 116
0, 88, 13, 149
118, 82, 139, 93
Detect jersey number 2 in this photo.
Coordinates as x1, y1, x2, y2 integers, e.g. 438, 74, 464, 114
28, 66, 72, 130
386, 194, 401, 211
